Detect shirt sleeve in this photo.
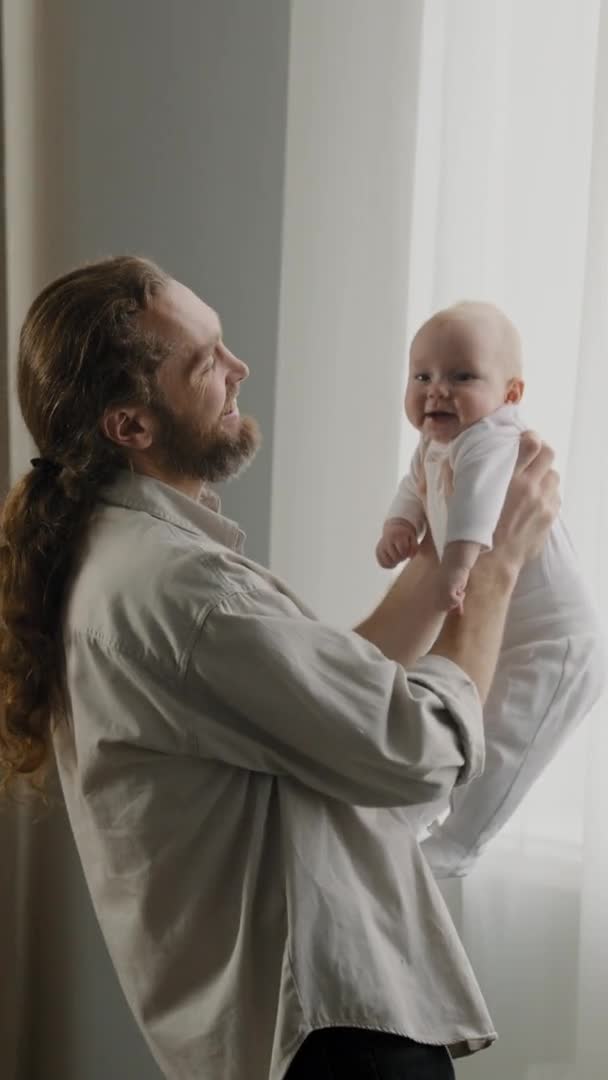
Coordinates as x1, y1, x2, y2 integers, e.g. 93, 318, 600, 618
184, 584, 484, 807
445, 422, 520, 549
385, 442, 427, 533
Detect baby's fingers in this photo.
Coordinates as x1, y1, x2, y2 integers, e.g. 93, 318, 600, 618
448, 585, 466, 616
388, 541, 405, 565
403, 535, 419, 558
376, 542, 397, 569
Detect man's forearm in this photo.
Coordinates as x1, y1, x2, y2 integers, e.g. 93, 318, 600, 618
429, 553, 517, 701
354, 551, 445, 668
355, 547, 518, 701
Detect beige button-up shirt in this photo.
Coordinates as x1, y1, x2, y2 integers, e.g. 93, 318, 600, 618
53, 471, 496, 1080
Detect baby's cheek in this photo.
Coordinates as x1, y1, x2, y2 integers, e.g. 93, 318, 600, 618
463, 388, 498, 421
404, 395, 419, 425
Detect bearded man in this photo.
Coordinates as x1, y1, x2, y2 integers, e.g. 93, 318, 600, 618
0, 256, 559, 1080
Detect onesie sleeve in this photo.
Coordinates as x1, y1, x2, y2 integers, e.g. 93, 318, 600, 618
444, 422, 519, 550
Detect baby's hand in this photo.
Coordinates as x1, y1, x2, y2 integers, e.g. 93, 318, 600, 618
436, 564, 471, 614
376, 518, 419, 569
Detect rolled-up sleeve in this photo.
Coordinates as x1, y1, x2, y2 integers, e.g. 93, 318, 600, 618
182, 584, 485, 808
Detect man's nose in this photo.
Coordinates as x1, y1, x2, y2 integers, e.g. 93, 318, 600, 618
226, 349, 250, 384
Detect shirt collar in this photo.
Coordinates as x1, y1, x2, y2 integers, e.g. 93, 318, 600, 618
98, 469, 246, 553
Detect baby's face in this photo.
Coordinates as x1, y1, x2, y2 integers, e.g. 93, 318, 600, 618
405, 314, 522, 443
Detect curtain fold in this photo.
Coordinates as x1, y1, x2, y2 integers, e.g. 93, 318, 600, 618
568, 3, 608, 1076
0, 6, 30, 1075
402, 3, 608, 1077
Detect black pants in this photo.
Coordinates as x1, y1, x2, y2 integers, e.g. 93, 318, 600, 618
285, 1027, 455, 1079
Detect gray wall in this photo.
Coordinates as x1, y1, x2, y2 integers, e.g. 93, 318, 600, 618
33, 0, 290, 564
8, 2, 292, 1077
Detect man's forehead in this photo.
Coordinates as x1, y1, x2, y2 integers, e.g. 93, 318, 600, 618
142, 278, 222, 351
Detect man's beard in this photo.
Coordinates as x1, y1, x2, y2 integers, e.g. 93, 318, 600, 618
150, 399, 261, 484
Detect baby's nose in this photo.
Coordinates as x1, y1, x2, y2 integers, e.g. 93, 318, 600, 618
428, 381, 450, 398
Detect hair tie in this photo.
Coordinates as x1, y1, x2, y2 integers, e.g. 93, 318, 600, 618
30, 457, 62, 477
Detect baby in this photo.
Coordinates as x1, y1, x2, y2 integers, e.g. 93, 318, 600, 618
377, 301, 605, 876
377, 302, 525, 611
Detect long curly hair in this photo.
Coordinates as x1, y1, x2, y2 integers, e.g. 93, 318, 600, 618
0, 255, 171, 796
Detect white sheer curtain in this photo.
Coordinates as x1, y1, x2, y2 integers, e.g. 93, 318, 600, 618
407, 4, 608, 1078
274, 2, 608, 1077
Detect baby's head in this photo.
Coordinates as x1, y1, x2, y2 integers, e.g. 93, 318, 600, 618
405, 301, 524, 443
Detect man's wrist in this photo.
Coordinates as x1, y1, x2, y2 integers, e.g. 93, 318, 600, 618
472, 547, 520, 594
430, 547, 519, 700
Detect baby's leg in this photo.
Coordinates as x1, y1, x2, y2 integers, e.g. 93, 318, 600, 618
421, 630, 604, 878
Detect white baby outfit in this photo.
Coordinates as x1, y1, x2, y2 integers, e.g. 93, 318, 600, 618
386, 404, 605, 877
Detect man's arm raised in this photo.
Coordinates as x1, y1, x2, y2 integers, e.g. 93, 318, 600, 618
355, 433, 559, 701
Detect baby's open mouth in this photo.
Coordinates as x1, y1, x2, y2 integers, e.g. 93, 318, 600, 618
425, 411, 455, 419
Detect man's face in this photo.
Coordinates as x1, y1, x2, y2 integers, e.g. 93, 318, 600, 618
143, 279, 260, 484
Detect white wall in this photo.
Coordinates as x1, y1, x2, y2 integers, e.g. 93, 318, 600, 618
271, 0, 425, 625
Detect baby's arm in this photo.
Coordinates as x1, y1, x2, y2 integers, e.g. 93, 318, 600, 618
439, 424, 520, 607
446, 424, 520, 551
376, 444, 427, 569
436, 540, 483, 613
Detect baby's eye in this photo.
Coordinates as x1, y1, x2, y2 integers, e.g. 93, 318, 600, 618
453, 372, 476, 382
413, 373, 430, 383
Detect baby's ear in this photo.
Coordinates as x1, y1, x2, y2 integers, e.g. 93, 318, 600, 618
506, 378, 524, 404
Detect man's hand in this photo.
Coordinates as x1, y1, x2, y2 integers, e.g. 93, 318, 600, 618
376, 518, 419, 569
491, 431, 560, 573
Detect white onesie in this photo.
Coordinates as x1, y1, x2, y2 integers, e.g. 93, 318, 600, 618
386, 404, 605, 877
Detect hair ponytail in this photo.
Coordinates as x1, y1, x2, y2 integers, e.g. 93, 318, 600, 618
1, 255, 170, 795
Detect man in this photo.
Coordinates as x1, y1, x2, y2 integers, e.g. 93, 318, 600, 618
0, 257, 559, 1079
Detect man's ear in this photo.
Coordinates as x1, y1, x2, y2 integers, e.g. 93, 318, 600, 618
100, 405, 155, 451
505, 378, 524, 405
